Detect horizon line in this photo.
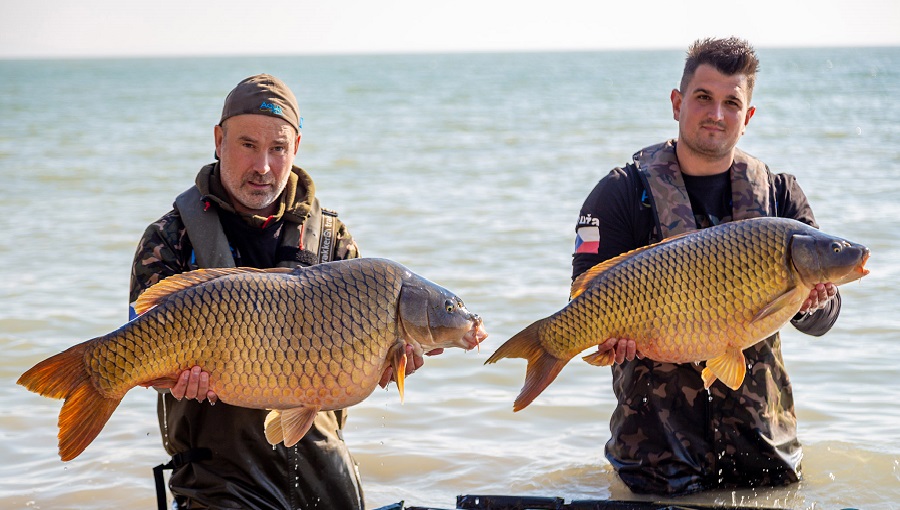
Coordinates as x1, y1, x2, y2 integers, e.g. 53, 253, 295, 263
2, 43, 898, 62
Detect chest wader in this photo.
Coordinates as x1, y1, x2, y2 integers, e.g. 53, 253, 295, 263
152, 186, 357, 510
605, 140, 800, 495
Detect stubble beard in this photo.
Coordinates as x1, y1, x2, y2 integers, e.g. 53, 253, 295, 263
238, 190, 277, 212
681, 125, 736, 162
233, 178, 280, 213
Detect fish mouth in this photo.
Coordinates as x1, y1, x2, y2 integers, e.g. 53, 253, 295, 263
860, 250, 871, 276
461, 317, 488, 351
834, 248, 871, 285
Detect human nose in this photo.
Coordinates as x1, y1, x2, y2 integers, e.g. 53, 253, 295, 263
251, 150, 272, 174
708, 102, 725, 121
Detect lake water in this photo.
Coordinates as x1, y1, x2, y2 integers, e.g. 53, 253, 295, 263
0, 47, 898, 509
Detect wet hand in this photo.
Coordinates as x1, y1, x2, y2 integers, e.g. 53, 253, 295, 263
171, 366, 219, 404
799, 282, 836, 313
378, 344, 443, 388
600, 338, 643, 364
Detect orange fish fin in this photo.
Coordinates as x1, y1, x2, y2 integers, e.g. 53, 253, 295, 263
264, 406, 320, 447
264, 409, 284, 445
485, 321, 570, 412
569, 232, 694, 299
18, 342, 123, 461
751, 287, 804, 324
387, 342, 408, 404
570, 258, 622, 299
582, 348, 615, 367
700, 366, 718, 389
133, 267, 286, 315
702, 347, 747, 390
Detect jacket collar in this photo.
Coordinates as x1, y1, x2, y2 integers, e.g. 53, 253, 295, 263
195, 162, 316, 227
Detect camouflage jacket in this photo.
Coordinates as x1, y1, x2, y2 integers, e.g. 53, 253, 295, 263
129, 163, 363, 510
573, 141, 841, 495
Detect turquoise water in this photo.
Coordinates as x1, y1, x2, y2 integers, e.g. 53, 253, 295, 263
1, 48, 898, 508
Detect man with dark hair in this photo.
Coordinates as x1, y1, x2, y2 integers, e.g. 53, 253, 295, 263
131, 74, 437, 509
680, 37, 760, 96
573, 37, 840, 495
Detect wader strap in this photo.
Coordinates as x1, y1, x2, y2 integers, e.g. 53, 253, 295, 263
633, 140, 773, 240
276, 198, 338, 268
633, 140, 696, 239
177, 187, 338, 269
301, 198, 323, 259
174, 187, 235, 268
730, 147, 772, 221
153, 448, 212, 510
318, 207, 338, 264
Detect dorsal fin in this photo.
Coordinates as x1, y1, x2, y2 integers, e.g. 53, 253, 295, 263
569, 230, 696, 300
133, 267, 293, 315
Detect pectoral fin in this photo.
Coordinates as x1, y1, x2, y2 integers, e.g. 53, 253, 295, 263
264, 406, 320, 447
751, 287, 802, 324
388, 342, 408, 403
702, 347, 747, 390
582, 349, 615, 367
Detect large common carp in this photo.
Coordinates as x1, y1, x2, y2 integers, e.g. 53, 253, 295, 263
486, 217, 869, 411
19, 258, 487, 461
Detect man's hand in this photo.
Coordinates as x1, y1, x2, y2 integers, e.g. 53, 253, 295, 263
600, 338, 643, 364
378, 344, 443, 388
147, 366, 219, 404
798, 282, 837, 314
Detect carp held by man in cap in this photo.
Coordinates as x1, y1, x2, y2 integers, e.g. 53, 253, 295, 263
486, 217, 869, 411
19, 258, 488, 461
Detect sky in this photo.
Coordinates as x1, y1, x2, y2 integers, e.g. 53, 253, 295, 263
1, 0, 898, 59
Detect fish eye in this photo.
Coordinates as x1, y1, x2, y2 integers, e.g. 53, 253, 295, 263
831, 242, 843, 253
445, 299, 455, 313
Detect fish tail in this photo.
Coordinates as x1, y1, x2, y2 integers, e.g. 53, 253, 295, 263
485, 321, 570, 412
17, 342, 122, 461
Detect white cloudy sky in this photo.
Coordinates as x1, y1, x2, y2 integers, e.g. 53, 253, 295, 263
2, 0, 897, 58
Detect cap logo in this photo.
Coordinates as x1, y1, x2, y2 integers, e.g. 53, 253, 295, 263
259, 101, 284, 116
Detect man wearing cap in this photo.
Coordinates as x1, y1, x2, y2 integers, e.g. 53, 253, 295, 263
130, 74, 426, 509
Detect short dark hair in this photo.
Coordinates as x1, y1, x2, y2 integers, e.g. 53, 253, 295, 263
680, 37, 759, 99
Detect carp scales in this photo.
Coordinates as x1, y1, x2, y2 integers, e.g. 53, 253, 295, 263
19, 257, 487, 461
486, 217, 869, 411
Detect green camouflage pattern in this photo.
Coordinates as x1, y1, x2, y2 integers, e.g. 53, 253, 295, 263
632, 140, 771, 236
608, 141, 801, 495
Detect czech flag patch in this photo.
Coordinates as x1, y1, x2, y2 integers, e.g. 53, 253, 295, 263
574, 226, 600, 254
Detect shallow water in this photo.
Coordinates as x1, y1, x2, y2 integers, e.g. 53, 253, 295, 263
1, 48, 898, 509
